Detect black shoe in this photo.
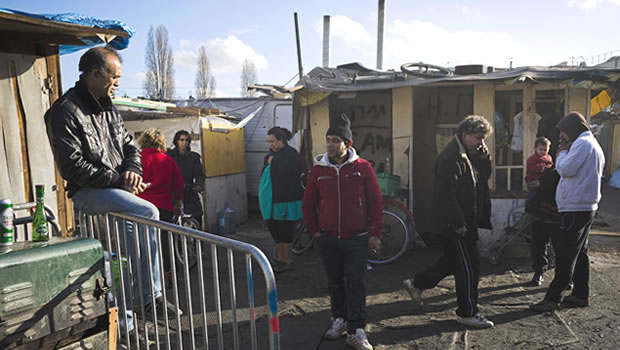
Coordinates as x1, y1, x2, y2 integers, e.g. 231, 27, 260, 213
529, 298, 560, 312
530, 273, 544, 286
563, 295, 588, 307
145, 297, 184, 320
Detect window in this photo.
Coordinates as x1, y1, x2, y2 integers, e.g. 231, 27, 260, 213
494, 90, 524, 192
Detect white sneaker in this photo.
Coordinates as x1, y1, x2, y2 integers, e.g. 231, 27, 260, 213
456, 312, 494, 328
324, 317, 347, 339
346, 328, 373, 350
403, 279, 424, 307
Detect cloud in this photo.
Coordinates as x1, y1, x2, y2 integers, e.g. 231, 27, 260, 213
455, 4, 481, 17
378, 19, 517, 69
314, 15, 374, 49
175, 36, 268, 74
568, 0, 620, 9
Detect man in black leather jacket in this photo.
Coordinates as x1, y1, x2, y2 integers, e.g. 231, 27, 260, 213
45, 46, 181, 332
403, 115, 495, 329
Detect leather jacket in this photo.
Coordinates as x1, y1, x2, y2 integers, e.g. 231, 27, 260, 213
45, 80, 141, 197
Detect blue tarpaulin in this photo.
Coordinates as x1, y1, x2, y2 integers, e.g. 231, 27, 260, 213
0, 8, 134, 55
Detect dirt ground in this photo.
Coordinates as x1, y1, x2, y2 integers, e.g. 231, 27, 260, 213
228, 184, 620, 350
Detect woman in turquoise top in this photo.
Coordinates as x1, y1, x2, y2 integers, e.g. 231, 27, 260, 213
259, 127, 303, 269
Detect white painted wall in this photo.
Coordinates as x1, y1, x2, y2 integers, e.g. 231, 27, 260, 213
203, 173, 248, 233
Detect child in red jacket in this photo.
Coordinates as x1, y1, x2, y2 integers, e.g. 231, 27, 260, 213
526, 137, 553, 189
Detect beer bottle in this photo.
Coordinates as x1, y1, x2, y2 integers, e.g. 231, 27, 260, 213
32, 185, 49, 242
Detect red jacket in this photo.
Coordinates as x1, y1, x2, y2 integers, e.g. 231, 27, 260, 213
525, 153, 553, 183
138, 148, 184, 212
302, 149, 383, 239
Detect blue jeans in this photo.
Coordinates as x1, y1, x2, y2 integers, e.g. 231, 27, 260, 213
73, 187, 163, 332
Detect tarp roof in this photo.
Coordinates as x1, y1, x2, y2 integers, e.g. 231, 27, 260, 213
0, 8, 133, 54
298, 64, 620, 93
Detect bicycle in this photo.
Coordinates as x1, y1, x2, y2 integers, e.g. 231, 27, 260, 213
287, 209, 411, 265
174, 213, 202, 269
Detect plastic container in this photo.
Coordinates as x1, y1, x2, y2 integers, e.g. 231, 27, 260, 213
217, 204, 236, 235
376, 173, 401, 197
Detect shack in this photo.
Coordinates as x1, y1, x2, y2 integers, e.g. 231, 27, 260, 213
0, 8, 132, 235
293, 63, 620, 253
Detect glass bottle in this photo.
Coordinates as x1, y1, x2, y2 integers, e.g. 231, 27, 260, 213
32, 185, 49, 242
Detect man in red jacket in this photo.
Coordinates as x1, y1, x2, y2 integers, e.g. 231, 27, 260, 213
302, 113, 383, 350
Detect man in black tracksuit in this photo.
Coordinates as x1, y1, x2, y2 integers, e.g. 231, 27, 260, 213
403, 115, 494, 328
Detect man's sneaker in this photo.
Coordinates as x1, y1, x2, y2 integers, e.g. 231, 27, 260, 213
563, 295, 589, 307
530, 272, 544, 286
566, 281, 574, 291
145, 297, 184, 320
345, 328, 373, 350
324, 317, 347, 339
529, 298, 560, 312
403, 279, 423, 308
456, 313, 494, 328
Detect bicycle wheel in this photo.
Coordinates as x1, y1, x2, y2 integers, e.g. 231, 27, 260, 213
175, 217, 201, 269
291, 221, 314, 255
368, 210, 409, 265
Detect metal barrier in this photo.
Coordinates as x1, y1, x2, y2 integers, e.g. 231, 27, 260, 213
12, 202, 62, 240
79, 211, 280, 350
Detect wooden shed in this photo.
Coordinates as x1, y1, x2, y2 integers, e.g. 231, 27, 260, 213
0, 10, 129, 235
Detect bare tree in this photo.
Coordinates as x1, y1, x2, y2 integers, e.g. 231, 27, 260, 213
240, 59, 257, 97
144, 25, 175, 100
208, 76, 216, 98
195, 45, 216, 99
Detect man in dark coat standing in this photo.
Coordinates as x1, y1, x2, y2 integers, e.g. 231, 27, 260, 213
167, 130, 206, 228
403, 115, 494, 328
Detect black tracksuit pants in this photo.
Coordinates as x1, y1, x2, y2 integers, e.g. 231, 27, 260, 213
317, 232, 368, 334
531, 220, 561, 274
545, 211, 595, 302
413, 238, 480, 317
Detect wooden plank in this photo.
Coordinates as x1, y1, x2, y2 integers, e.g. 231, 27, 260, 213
474, 83, 496, 188
15, 53, 58, 217
166, 106, 221, 116
0, 12, 129, 38
9, 59, 32, 202
0, 31, 86, 46
0, 54, 26, 203
44, 47, 73, 236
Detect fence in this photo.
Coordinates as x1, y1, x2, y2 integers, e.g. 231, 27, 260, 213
79, 211, 279, 350
11, 202, 61, 240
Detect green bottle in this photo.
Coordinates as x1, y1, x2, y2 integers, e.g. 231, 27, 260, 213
32, 185, 49, 242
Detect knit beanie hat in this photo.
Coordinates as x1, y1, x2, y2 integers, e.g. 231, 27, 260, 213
557, 111, 590, 141
326, 113, 353, 142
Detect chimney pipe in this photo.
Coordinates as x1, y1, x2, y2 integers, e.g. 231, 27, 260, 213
294, 12, 304, 79
377, 0, 385, 70
322, 15, 331, 68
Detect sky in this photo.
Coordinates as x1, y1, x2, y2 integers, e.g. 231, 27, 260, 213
4, 0, 620, 98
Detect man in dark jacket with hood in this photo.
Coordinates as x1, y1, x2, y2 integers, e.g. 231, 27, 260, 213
403, 115, 494, 328
167, 130, 206, 228
530, 111, 605, 311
